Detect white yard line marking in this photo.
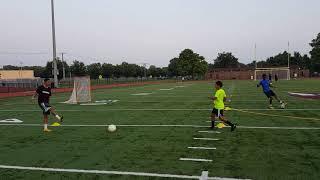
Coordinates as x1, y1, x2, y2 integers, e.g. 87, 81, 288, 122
0, 165, 198, 179
0, 118, 23, 123
198, 131, 222, 134
188, 147, 217, 150
0, 165, 250, 180
200, 171, 209, 180
159, 88, 174, 91
179, 158, 213, 162
131, 93, 153, 96
0, 124, 208, 128
1, 108, 320, 112
193, 138, 220, 141
79, 103, 108, 106
0, 124, 319, 130
238, 126, 320, 130
206, 121, 222, 123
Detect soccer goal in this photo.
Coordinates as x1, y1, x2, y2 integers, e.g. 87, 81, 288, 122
254, 67, 290, 81
64, 76, 91, 104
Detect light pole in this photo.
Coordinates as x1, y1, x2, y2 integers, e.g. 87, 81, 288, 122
61, 52, 66, 80
51, 0, 59, 87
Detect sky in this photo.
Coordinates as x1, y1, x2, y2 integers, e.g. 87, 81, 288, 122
0, 0, 319, 67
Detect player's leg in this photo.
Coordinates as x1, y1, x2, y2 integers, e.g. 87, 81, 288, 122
210, 109, 217, 129
39, 103, 52, 132
218, 110, 236, 132
269, 97, 273, 108
43, 114, 51, 132
270, 90, 284, 105
49, 106, 63, 122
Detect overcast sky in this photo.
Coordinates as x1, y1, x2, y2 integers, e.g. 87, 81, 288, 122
0, 0, 319, 67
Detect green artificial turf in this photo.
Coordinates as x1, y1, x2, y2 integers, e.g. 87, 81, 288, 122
0, 80, 319, 179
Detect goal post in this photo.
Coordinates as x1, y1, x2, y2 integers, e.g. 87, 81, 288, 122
254, 67, 290, 81
64, 76, 91, 104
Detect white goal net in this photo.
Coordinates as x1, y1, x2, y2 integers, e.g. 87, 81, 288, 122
64, 76, 91, 104
254, 67, 290, 81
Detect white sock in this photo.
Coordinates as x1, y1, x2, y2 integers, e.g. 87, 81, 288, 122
44, 124, 48, 129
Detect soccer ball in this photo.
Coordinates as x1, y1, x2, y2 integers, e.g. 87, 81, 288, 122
280, 103, 286, 109
108, 124, 117, 132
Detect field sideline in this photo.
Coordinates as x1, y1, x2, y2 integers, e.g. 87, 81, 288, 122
0, 80, 319, 179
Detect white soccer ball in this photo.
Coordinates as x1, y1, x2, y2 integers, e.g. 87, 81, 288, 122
280, 103, 286, 109
108, 124, 117, 132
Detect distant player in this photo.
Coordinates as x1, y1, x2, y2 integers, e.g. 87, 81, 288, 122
33, 78, 63, 132
209, 81, 236, 131
275, 74, 278, 82
268, 73, 272, 81
257, 74, 285, 109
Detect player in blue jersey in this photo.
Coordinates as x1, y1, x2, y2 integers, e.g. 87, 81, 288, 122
257, 74, 285, 109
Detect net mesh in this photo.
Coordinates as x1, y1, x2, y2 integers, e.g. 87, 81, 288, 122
64, 76, 91, 104
254, 68, 290, 81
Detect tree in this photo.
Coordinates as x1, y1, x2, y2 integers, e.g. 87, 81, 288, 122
87, 63, 102, 79
213, 52, 239, 68
160, 67, 168, 77
168, 49, 208, 78
102, 63, 114, 78
168, 58, 181, 76
148, 65, 158, 77
3, 65, 20, 70
310, 33, 320, 73
44, 58, 70, 79
70, 60, 87, 76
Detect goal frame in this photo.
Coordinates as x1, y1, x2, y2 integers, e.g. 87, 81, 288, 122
64, 76, 92, 104
254, 67, 290, 81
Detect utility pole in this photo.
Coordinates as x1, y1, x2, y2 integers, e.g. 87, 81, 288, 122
254, 43, 257, 69
61, 52, 66, 80
287, 41, 290, 68
287, 41, 291, 80
51, 0, 58, 87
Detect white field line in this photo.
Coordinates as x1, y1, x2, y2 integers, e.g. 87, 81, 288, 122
200, 171, 209, 180
1, 108, 320, 112
0, 165, 250, 180
159, 88, 174, 91
0, 124, 319, 130
193, 138, 220, 141
130, 93, 153, 96
188, 147, 217, 150
198, 131, 222, 134
179, 158, 212, 162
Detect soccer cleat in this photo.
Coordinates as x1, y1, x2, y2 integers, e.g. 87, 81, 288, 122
231, 124, 237, 132
59, 115, 64, 123
43, 128, 52, 132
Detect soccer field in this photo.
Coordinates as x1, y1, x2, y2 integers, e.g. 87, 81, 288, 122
0, 80, 320, 180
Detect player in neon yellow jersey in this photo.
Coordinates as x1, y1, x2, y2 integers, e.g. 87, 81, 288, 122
209, 81, 236, 131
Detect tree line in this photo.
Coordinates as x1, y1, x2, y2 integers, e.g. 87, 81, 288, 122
2, 33, 320, 78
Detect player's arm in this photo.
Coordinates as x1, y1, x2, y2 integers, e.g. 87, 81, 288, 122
32, 87, 40, 99
257, 81, 261, 87
269, 82, 276, 88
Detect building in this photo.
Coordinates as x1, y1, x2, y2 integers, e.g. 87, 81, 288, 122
0, 70, 35, 79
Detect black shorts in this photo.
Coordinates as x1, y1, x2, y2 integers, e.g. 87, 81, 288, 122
264, 90, 276, 98
211, 108, 224, 117
38, 102, 52, 115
